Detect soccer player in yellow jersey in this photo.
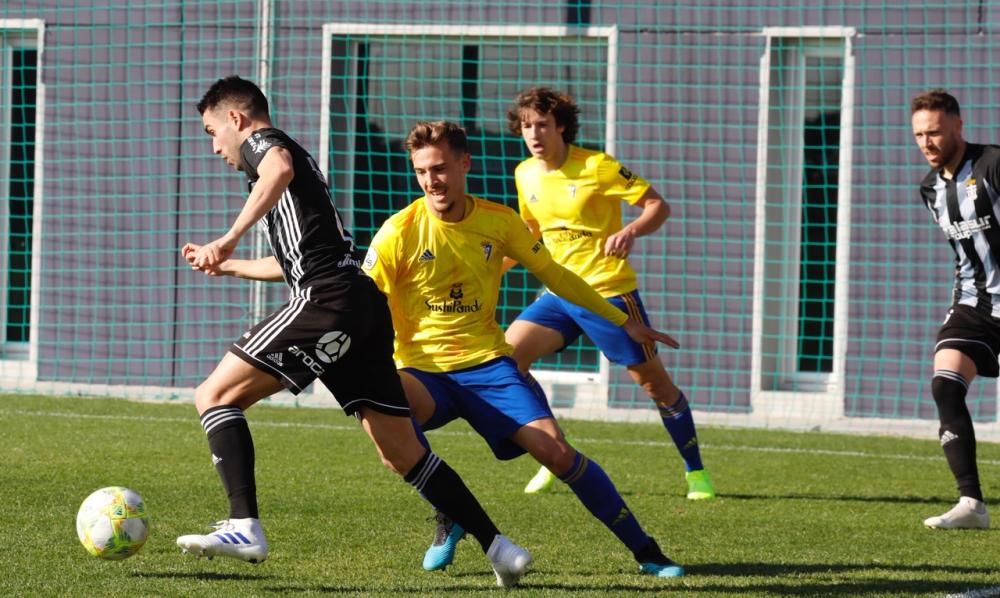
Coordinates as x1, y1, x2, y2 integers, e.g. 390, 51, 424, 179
363, 120, 686, 579
505, 87, 715, 500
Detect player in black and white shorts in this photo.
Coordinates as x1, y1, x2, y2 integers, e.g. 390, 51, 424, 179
913, 88, 1000, 529
937, 305, 1000, 378
232, 283, 406, 415
177, 77, 531, 584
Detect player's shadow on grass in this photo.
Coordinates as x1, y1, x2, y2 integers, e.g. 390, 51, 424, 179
133, 571, 272, 582
690, 562, 995, 576
687, 562, 997, 596
720, 492, 956, 505
262, 582, 527, 594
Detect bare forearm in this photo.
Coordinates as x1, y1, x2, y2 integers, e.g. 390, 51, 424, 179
220, 257, 284, 281
625, 190, 670, 237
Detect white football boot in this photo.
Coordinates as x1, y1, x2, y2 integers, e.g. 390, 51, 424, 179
923, 497, 990, 529
177, 517, 269, 563
486, 534, 532, 587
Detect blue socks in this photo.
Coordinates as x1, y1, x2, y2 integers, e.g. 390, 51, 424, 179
559, 451, 650, 553
659, 392, 703, 471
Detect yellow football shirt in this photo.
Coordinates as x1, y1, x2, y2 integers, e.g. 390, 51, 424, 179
363, 195, 553, 372
515, 145, 651, 296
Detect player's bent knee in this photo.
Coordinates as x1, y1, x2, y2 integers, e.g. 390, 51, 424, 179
530, 439, 575, 475
193, 384, 228, 412
385, 449, 425, 478
365, 417, 425, 476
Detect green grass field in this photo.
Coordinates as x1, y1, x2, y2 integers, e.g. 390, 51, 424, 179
2, 393, 999, 597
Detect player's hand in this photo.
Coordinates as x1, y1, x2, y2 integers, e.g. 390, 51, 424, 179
191, 235, 238, 270
623, 317, 680, 349
604, 227, 637, 259
181, 242, 226, 276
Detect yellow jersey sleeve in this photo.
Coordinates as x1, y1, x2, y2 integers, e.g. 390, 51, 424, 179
595, 151, 650, 206
503, 210, 552, 271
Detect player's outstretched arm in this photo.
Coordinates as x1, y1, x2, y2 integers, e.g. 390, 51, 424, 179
191, 146, 294, 270
503, 218, 542, 274
531, 260, 679, 349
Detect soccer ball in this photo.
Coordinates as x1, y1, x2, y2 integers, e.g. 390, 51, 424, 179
76, 486, 149, 560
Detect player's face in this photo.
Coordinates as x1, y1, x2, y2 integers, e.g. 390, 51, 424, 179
202, 107, 244, 171
411, 142, 471, 221
520, 109, 566, 163
912, 109, 964, 170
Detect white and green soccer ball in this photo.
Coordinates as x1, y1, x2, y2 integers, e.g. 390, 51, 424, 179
76, 486, 149, 560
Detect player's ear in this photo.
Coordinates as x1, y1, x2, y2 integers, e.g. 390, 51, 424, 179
228, 108, 249, 130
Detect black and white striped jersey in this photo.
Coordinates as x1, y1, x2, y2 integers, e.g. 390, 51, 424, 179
920, 143, 1000, 317
239, 128, 362, 300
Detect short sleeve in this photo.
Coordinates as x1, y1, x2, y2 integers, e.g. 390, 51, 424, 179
361, 223, 399, 296
240, 128, 289, 179
596, 153, 651, 206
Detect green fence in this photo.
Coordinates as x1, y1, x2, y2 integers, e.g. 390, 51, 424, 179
0, 2, 997, 437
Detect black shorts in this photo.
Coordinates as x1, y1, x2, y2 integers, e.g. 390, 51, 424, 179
936, 304, 1000, 378
230, 280, 409, 417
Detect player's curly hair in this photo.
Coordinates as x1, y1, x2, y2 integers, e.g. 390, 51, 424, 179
911, 88, 961, 117
197, 76, 270, 119
405, 120, 469, 155
506, 87, 580, 144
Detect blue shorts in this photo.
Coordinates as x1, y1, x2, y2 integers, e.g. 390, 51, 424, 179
515, 289, 657, 366
402, 357, 553, 460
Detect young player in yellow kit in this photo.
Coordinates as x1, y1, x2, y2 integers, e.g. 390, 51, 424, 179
505, 87, 716, 499
363, 120, 686, 579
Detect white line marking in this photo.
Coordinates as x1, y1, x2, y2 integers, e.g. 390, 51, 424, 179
3, 407, 1000, 466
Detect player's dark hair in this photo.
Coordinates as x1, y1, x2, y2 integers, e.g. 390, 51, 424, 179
911, 88, 961, 117
405, 120, 469, 155
197, 76, 270, 119
506, 87, 580, 144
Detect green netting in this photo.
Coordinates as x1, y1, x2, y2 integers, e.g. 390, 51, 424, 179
0, 1, 996, 435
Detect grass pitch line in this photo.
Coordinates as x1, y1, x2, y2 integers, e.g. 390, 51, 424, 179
5, 407, 1000, 467
946, 586, 1000, 598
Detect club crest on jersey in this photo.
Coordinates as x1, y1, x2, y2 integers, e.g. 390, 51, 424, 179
481, 241, 494, 261
248, 133, 272, 155
966, 178, 978, 201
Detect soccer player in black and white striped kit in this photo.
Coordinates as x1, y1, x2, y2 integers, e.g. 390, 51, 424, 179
177, 77, 531, 585
913, 88, 996, 529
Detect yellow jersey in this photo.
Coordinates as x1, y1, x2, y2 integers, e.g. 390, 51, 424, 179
515, 145, 651, 296
363, 195, 553, 372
